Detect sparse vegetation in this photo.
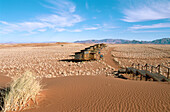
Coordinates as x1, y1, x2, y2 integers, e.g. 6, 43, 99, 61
0, 44, 113, 78
0, 71, 42, 112
0, 44, 169, 78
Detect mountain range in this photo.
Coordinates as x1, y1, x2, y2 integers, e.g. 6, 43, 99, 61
74, 38, 170, 44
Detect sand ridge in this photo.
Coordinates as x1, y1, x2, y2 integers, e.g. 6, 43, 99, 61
24, 75, 170, 112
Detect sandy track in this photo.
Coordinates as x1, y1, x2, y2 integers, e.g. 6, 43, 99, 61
23, 75, 170, 112
103, 47, 120, 70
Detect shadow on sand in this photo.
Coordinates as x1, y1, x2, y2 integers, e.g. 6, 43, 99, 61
59, 59, 92, 62
113, 71, 128, 80
0, 87, 10, 111
117, 75, 128, 79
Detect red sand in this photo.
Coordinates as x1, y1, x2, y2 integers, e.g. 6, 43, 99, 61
22, 75, 170, 112
0, 75, 11, 87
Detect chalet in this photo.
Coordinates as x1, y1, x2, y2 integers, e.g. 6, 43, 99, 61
93, 44, 99, 48
100, 43, 107, 48
90, 52, 99, 60
74, 44, 106, 60
74, 52, 83, 60
82, 50, 91, 60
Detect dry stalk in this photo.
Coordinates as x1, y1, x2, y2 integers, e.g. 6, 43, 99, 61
0, 71, 42, 112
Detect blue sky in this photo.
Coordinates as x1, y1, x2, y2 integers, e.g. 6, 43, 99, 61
0, 0, 170, 43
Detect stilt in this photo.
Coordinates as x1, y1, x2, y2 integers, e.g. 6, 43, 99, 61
140, 75, 142, 80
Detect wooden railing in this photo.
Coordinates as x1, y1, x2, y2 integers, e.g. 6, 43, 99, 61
132, 63, 169, 79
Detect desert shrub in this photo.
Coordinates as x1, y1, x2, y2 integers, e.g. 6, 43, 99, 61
0, 71, 42, 112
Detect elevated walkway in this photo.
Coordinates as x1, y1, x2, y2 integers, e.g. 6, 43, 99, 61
116, 64, 169, 82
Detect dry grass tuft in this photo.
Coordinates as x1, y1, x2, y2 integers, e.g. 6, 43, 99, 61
0, 71, 42, 112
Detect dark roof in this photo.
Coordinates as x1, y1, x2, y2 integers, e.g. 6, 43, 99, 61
85, 48, 90, 50
75, 52, 82, 54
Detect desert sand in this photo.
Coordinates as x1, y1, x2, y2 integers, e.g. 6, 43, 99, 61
0, 75, 169, 112
25, 75, 169, 112
0, 43, 169, 112
0, 75, 11, 87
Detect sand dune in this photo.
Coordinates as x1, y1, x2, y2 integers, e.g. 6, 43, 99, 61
22, 75, 170, 112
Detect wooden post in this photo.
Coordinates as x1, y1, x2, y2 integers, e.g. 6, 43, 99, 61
145, 64, 148, 71
145, 76, 148, 81
167, 68, 169, 79
151, 66, 153, 73
138, 64, 140, 70
132, 63, 135, 68
157, 65, 161, 74
133, 74, 135, 80
140, 75, 142, 80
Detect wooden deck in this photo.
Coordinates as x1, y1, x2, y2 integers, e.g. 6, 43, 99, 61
117, 63, 170, 82
125, 67, 169, 82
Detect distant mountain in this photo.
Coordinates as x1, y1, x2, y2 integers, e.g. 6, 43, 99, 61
74, 38, 170, 44
75, 39, 129, 44
151, 38, 170, 44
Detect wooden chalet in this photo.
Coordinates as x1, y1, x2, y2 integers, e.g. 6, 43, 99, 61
81, 50, 91, 60
94, 44, 101, 48
100, 43, 107, 49
74, 44, 106, 61
90, 52, 99, 60
74, 52, 83, 60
